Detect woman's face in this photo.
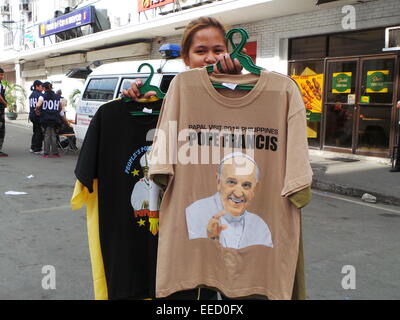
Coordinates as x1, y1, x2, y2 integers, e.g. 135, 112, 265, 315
184, 27, 228, 69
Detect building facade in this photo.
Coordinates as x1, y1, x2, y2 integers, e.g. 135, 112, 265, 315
0, 0, 399, 158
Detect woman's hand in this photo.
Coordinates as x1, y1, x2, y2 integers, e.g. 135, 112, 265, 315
213, 47, 248, 75
213, 53, 243, 75
122, 80, 157, 101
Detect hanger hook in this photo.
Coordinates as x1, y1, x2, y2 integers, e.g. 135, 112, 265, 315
136, 62, 165, 99
226, 28, 249, 59
138, 63, 155, 86
138, 63, 154, 74
205, 27, 262, 75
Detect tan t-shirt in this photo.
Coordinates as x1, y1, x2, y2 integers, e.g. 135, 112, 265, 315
149, 68, 313, 300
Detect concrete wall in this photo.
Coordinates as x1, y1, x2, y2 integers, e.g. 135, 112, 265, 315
150, 0, 400, 73
239, 0, 400, 73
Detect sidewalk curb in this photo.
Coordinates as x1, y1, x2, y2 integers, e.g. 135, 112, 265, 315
312, 178, 400, 207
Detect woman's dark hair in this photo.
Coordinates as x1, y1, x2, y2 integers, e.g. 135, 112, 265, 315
42, 82, 55, 99
42, 82, 52, 90
31, 80, 43, 91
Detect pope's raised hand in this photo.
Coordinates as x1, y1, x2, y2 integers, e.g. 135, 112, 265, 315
207, 210, 228, 240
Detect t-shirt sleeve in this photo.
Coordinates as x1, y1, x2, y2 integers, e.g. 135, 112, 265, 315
281, 80, 313, 197
288, 186, 312, 209
74, 108, 101, 193
148, 76, 181, 178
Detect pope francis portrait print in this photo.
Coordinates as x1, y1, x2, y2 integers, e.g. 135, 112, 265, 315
185, 152, 273, 249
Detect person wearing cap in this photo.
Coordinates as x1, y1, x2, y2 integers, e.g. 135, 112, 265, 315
35, 82, 70, 158
0, 67, 8, 157
29, 80, 44, 154
390, 100, 400, 172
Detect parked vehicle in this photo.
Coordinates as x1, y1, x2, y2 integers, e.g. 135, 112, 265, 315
74, 59, 186, 141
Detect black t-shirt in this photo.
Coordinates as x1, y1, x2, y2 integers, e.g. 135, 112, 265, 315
75, 98, 163, 300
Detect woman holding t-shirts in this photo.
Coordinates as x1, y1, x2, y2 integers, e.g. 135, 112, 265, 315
29, 80, 44, 154
35, 82, 70, 158
123, 17, 309, 300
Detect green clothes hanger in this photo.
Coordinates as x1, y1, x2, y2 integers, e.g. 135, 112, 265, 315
128, 97, 162, 116
136, 63, 166, 99
206, 27, 264, 90
125, 63, 165, 116
129, 108, 160, 116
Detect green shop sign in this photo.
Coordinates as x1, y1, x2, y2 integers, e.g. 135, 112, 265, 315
332, 72, 352, 93
306, 110, 321, 122
366, 70, 389, 93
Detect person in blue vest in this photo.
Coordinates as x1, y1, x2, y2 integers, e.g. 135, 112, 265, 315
28, 80, 44, 154
34, 82, 69, 158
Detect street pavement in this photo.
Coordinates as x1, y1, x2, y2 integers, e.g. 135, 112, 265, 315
1, 114, 399, 300
0, 121, 91, 300
304, 191, 400, 300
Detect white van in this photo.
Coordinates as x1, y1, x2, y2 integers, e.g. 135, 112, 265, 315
75, 59, 187, 141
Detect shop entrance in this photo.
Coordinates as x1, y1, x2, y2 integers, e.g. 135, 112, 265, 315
323, 55, 397, 157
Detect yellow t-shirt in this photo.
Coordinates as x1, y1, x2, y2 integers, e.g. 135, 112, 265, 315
71, 179, 108, 300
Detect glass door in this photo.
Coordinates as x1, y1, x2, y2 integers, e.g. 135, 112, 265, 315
324, 55, 397, 156
324, 59, 359, 152
356, 56, 396, 156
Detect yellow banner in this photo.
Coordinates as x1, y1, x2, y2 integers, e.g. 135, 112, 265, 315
307, 125, 318, 139
291, 74, 324, 118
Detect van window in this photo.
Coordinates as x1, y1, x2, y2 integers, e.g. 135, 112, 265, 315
82, 78, 119, 101
118, 77, 148, 97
